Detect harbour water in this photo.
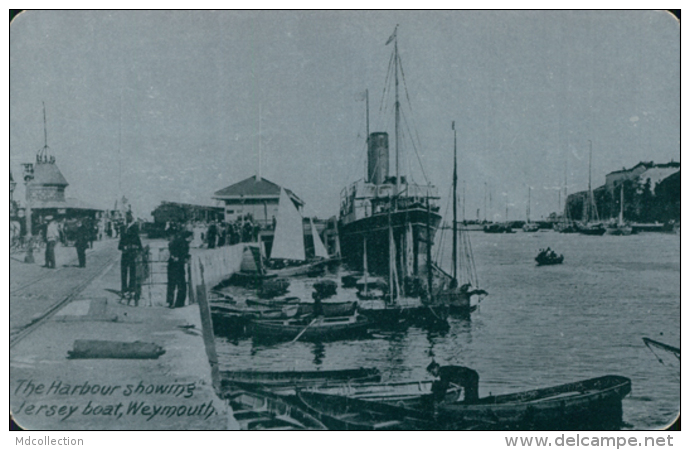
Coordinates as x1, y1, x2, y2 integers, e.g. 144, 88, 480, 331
214, 231, 680, 430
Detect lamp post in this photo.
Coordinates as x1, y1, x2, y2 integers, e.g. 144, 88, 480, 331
22, 163, 35, 263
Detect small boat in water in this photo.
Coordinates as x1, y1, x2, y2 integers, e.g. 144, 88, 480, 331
246, 297, 300, 308
221, 367, 381, 392
606, 184, 634, 236
304, 379, 460, 407
297, 301, 357, 317
251, 314, 370, 342
535, 250, 564, 266
297, 390, 436, 430
227, 389, 327, 430
266, 188, 331, 277
436, 375, 631, 430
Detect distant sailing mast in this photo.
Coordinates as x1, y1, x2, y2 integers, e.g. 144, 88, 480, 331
583, 140, 600, 224
578, 140, 606, 235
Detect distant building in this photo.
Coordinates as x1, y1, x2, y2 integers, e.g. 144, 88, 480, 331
605, 161, 680, 194
568, 160, 680, 222
23, 155, 101, 228
212, 175, 304, 226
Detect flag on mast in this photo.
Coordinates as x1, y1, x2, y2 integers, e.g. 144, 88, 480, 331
385, 25, 398, 45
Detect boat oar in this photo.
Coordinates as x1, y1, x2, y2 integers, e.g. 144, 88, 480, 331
290, 317, 321, 344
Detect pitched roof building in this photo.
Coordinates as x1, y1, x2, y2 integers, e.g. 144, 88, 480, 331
213, 175, 304, 225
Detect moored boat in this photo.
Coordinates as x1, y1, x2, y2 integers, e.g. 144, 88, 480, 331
265, 188, 331, 277
251, 314, 370, 342
297, 390, 436, 430
227, 389, 327, 430
338, 27, 441, 278
221, 367, 381, 392
436, 375, 631, 430
304, 379, 460, 407
246, 297, 300, 308
296, 301, 357, 317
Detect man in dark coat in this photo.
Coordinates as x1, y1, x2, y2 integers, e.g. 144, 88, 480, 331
427, 360, 480, 403
118, 212, 143, 303
206, 221, 217, 249
167, 231, 192, 308
74, 220, 90, 268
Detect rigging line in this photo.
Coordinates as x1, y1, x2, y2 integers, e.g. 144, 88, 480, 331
465, 229, 479, 288
435, 182, 453, 265
400, 107, 430, 185
398, 54, 414, 111
379, 50, 396, 116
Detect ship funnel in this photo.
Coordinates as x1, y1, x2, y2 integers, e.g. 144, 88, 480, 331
367, 132, 389, 185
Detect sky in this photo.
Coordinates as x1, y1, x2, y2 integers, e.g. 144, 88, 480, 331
9, 10, 680, 221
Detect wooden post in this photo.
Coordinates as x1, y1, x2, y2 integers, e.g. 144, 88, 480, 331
187, 262, 196, 304
195, 260, 220, 392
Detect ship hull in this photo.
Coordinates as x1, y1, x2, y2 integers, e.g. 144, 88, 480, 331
339, 207, 441, 277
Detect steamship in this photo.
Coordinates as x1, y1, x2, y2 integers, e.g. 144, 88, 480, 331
338, 28, 442, 279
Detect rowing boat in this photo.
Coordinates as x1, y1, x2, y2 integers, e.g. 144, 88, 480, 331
297, 301, 357, 317
304, 380, 461, 407
297, 390, 436, 430
221, 368, 381, 393
246, 297, 300, 308
251, 315, 370, 342
436, 375, 631, 430
228, 389, 327, 430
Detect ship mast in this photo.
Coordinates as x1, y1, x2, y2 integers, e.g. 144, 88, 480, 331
452, 122, 458, 281
392, 25, 400, 200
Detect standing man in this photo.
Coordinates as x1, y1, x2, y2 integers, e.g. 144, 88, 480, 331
44, 216, 60, 268
74, 220, 90, 268
119, 211, 143, 303
167, 231, 192, 308
207, 221, 217, 249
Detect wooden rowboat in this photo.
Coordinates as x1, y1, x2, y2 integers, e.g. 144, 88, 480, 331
304, 380, 461, 407
297, 301, 357, 317
436, 375, 632, 430
228, 389, 327, 430
221, 367, 381, 392
246, 297, 300, 308
251, 315, 370, 342
297, 390, 436, 430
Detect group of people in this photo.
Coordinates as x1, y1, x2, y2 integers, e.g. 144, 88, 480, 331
537, 247, 558, 260
164, 217, 262, 249
35, 216, 96, 269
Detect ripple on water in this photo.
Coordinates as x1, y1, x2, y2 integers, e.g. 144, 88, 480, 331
214, 232, 679, 430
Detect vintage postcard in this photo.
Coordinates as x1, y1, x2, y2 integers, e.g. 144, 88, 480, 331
9, 10, 680, 433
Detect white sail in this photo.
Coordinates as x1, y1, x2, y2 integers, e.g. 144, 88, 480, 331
271, 188, 306, 261
310, 218, 329, 258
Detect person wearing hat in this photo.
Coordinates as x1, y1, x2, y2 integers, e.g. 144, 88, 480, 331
74, 220, 90, 268
167, 230, 193, 308
44, 216, 60, 268
118, 211, 143, 303
426, 360, 480, 403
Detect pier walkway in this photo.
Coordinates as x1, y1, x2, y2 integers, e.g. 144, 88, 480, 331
10, 238, 237, 430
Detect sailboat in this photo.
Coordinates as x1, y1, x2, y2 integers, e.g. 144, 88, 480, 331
432, 122, 487, 313
266, 188, 330, 277
338, 27, 441, 281
606, 183, 633, 235
555, 148, 577, 233
577, 140, 606, 236
522, 187, 539, 232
